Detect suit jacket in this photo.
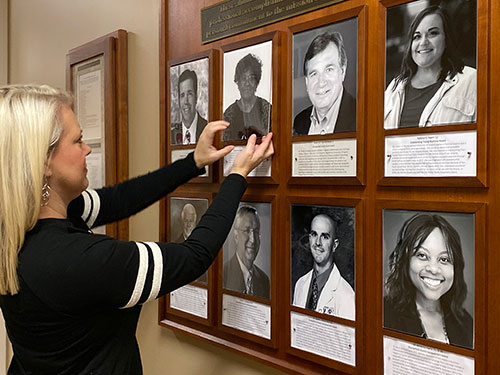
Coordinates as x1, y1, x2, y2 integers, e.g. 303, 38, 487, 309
383, 298, 473, 349
223, 254, 270, 299
293, 264, 355, 320
293, 90, 356, 136
171, 112, 207, 145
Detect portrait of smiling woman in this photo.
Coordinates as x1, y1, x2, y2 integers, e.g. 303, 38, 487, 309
384, 0, 477, 129
383, 210, 474, 349
223, 41, 272, 141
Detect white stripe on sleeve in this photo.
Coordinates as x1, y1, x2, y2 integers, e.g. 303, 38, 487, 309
121, 242, 149, 309
81, 190, 92, 223
144, 242, 163, 303
86, 189, 100, 228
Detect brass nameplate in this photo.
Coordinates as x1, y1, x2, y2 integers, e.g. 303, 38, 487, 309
201, 0, 346, 44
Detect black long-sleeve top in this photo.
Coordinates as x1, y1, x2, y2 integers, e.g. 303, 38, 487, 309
0, 153, 247, 375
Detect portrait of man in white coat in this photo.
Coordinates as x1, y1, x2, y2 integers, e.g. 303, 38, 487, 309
292, 209, 355, 321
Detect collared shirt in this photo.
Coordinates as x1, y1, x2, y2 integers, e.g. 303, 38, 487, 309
182, 112, 198, 144
308, 88, 343, 135
235, 251, 253, 292
305, 261, 335, 306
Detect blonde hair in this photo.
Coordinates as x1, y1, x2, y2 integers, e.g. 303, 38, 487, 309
0, 84, 72, 294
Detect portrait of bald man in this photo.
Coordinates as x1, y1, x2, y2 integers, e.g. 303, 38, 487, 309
223, 204, 271, 299
291, 207, 355, 320
170, 198, 209, 283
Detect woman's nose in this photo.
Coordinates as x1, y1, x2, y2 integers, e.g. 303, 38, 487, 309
84, 142, 92, 156
425, 260, 440, 273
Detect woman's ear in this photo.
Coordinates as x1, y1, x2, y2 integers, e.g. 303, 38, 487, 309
44, 154, 53, 179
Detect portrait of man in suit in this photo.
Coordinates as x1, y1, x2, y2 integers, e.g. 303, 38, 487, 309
291, 207, 355, 321
170, 198, 209, 283
292, 19, 357, 136
175, 203, 197, 243
223, 204, 270, 299
170, 68, 208, 145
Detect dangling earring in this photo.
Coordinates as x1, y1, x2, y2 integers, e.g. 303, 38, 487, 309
41, 181, 51, 207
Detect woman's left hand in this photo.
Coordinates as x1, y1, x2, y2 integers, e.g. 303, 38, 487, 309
194, 121, 235, 168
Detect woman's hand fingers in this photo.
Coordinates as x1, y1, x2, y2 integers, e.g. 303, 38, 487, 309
194, 121, 231, 168
230, 133, 274, 178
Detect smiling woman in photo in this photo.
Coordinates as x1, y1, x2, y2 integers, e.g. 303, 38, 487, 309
383, 213, 473, 349
384, 5, 476, 129
223, 53, 271, 141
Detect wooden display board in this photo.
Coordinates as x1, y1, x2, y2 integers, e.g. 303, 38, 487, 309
159, 0, 499, 374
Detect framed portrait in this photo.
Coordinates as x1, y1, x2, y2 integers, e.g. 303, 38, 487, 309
382, 209, 475, 349
218, 194, 277, 347
378, 0, 487, 187
287, 6, 367, 185
292, 17, 358, 137
169, 197, 209, 284
290, 204, 355, 321
384, 0, 477, 130
165, 192, 214, 326
377, 200, 486, 373
169, 56, 209, 145
287, 197, 361, 369
167, 50, 216, 183
222, 201, 271, 300
222, 37, 273, 142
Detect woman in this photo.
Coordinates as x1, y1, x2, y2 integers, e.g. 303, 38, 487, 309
384, 6, 476, 129
383, 213, 473, 349
0, 84, 273, 374
223, 53, 272, 140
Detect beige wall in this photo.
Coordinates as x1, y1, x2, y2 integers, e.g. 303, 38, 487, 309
8, 1, 281, 374
0, 0, 7, 85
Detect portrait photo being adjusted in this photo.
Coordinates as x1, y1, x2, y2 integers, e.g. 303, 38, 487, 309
383, 209, 475, 349
223, 40, 272, 141
384, 0, 477, 129
170, 197, 209, 283
291, 204, 355, 320
222, 202, 271, 300
292, 18, 358, 136
170, 58, 209, 145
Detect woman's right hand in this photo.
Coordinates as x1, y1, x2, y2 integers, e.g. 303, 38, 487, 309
230, 133, 274, 178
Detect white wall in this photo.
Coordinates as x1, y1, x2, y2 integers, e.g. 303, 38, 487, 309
7, 1, 281, 374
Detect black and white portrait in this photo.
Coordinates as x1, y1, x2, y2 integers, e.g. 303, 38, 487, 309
222, 202, 271, 299
291, 204, 355, 320
383, 209, 475, 349
223, 40, 272, 141
170, 58, 209, 145
384, 0, 477, 129
292, 18, 357, 136
170, 197, 209, 283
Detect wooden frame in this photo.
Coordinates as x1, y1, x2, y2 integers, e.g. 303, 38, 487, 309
219, 31, 282, 185
375, 200, 486, 375
165, 191, 215, 326
287, 5, 367, 186
167, 50, 218, 183
217, 194, 277, 348
66, 30, 129, 240
376, 0, 488, 187
285, 196, 363, 373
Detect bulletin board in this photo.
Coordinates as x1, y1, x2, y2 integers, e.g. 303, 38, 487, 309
66, 30, 129, 240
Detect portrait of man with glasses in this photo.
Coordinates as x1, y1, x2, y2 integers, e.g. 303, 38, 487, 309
223, 204, 271, 299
